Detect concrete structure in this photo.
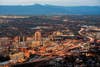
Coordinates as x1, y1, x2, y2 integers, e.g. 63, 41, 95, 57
34, 30, 42, 41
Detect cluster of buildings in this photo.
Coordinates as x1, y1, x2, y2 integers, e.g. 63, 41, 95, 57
0, 25, 100, 67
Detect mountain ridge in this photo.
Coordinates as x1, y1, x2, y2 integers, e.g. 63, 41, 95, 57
0, 4, 100, 15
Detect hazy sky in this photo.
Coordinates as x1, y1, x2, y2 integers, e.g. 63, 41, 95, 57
0, 0, 100, 6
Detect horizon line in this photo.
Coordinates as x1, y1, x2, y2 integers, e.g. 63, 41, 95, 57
0, 4, 100, 7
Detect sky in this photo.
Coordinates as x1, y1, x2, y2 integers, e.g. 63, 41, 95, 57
0, 0, 100, 6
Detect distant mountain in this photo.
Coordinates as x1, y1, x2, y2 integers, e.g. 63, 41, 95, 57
0, 4, 100, 15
